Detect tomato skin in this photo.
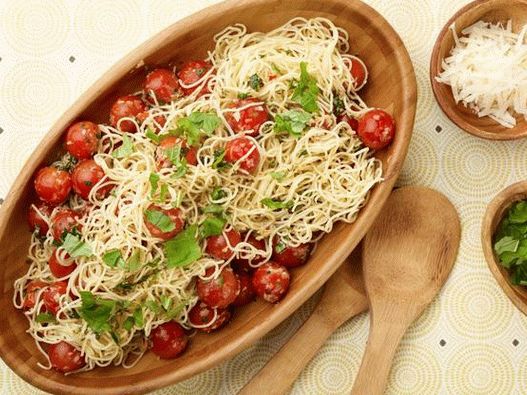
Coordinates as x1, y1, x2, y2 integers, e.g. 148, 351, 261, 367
225, 98, 270, 137
205, 229, 242, 260
28, 202, 53, 236
156, 136, 198, 169
272, 242, 312, 268
48, 341, 86, 373
224, 137, 260, 174
196, 266, 241, 309
144, 68, 180, 104
65, 121, 99, 160
150, 321, 188, 359
252, 262, 290, 303
348, 56, 367, 90
337, 114, 359, 131
177, 60, 211, 96
233, 234, 266, 272
49, 249, 77, 278
42, 281, 68, 315
51, 209, 80, 242
232, 272, 256, 307
71, 159, 110, 200
144, 204, 185, 240
109, 95, 147, 133
22, 280, 49, 310
357, 109, 395, 150
34, 167, 72, 205
188, 301, 231, 333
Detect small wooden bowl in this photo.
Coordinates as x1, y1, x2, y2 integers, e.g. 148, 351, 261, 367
0, 0, 416, 394
430, 0, 527, 140
482, 181, 527, 315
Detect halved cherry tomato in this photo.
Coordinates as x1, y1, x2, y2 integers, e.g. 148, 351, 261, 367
196, 266, 240, 309
34, 167, 72, 205
28, 202, 53, 236
144, 204, 185, 240
48, 341, 86, 373
42, 281, 68, 315
348, 56, 367, 90
150, 321, 188, 359
49, 249, 77, 278
225, 98, 270, 137
51, 209, 80, 242
65, 121, 99, 160
232, 271, 256, 307
337, 114, 359, 131
205, 229, 242, 260
252, 262, 290, 303
144, 68, 180, 104
72, 159, 111, 200
22, 280, 49, 310
357, 109, 395, 150
233, 234, 266, 272
224, 137, 260, 174
177, 60, 212, 96
272, 241, 312, 268
109, 95, 147, 133
188, 301, 231, 333
156, 136, 198, 169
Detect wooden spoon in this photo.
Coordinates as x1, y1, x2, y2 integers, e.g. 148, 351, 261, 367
352, 186, 460, 395
239, 247, 368, 395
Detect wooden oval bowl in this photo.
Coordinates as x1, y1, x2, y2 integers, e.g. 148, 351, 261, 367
0, 0, 416, 393
430, 0, 527, 140
482, 181, 527, 315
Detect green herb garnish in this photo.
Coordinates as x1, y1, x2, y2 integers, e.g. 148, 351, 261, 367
238, 92, 249, 99
149, 173, 160, 196
270, 171, 287, 182
112, 135, 134, 159
212, 149, 229, 170
145, 209, 175, 232
102, 249, 125, 268
249, 74, 263, 91
261, 198, 294, 211
211, 187, 226, 201
145, 127, 161, 144
291, 62, 320, 113
78, 291, 116, 333
164, 225, 202, 268
36, 312, 57, 324
199, 216, 226, 238
62, 233, 93, 258
274, 110, 312, 138
176, 111, 221, 146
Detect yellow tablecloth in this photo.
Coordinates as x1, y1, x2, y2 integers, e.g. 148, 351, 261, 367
0, 0, 526, 393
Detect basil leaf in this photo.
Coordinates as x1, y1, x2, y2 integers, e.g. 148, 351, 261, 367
112, 135, 134, 159
291, 62, 320, 113
158, 184, 169, 202
164, 225, 202, 268
145, 299, 162, 314
261, 198, 294, 211
145, 209, 176, 232
102, 249, 125, 268
332, 94, 345, 115
270, 171, 286, 182
78, 291, 116, 333
133, 307, 144, 328
36, 312, 56, 324
203, 204, 224, 215
275, 241, 286, 253
211, 187, 226, 201
495, 236, 519, 255
145, 127, 161, 144
164, 145, 188, 178
249, 74, 263, 91
274, 110, 312, 138
126, 250, 142, 272
212, 149, 229, 170
149, 173, 160, 196
199, 216, 226, 238
238, 92, 249, 99
123, 316, 134, 331
176, 112, 221, 146
160, 295, 172, 311
62, 233, 93, 258
509, 201, 527, 223
172, 191, 183, 208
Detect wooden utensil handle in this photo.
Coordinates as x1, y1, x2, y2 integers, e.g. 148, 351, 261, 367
239, 302, 368, 395
352, 322, 406, 395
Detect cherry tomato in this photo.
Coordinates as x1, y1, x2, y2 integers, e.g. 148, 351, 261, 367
272, 242, 312, 268
252, 262, 290, 303
48, 341, 86, 373
22, 280, 49, 310
65, 121, 99, 160
232, 271, 256, 307
150, 321, 188, 359
337, 114, 359, 131
156, 136, 198, 169
144, 204, 185, 241
205, 229, 242, 260
34, 167, 72, 205
144, 68, 180, 104
49, 249, 77, 278
177, 60, 211, 96
28, 202, 53, 236
233, 234, 266, 272
225, 98, 270, 137
224, 137, 260, 174
357, 109, 395, 150
188, 301, 231, 333
51, 209, 80, 242
196, 266, 241, 309
42, 281, 68, 315
72, 159, 110, 200
348, 56, 367, 90
109, 95, 147, 133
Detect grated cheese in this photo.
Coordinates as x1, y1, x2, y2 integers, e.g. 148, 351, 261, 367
436, 20, 527, 128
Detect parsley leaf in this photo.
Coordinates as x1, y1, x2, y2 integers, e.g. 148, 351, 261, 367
112, 135, 134, 159
145, 127, 161, 144
261, 198, 294, 211
212, 149, 229, 170
164, 146, 188, 178
164, 225, 202, 268
270, 171, 287, 182
249, 74, 263, 91
199, 216, 226, 238
36, 312, 56, 324
145, 209, 175, 232
62, 233, 93, 258
78, 291, 116, 333
102, 249, 125, 268
176, 112, 221, 146
149, 173, 160, 196
274, 110, 312, 138
291, 62, 320, 113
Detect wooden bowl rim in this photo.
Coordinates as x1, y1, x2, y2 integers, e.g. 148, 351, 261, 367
482, 180, 527, 316
430, 0, 527, 141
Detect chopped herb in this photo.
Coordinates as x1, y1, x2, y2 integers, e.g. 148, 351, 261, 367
172, 191, 183, 208
164, 145, 188, 178
238, 92, 250, 99
145, 209, 175, 232
110, 331, 120, 345
164, 225, 202, 268
274, 110, 312, 138
145, 127, 161, 144
62, 233, 93, 258
195, 67, 206, 77
78, 291, 116, 333
203, 204, 224, 215
166, 303, 185, 319
291, 62, 320, 113
149, 173, 160, 196
275, 241, 287, 253
199, 216, 226, 238
145, 300, 162, 314
211, 187, 226, 201
176, 111, 221, 146
102, 249, 125, 268
133, 307, 144, 328
270, 171, 287, 182
212, 149, 229, 170
54, 153, 78, 172
261, 198, 294, 211
332, 94, 345, 115
249, 74, 263, 91
271, 63, 283, 75
112, 135, 134, 159
123, 316, 134, 331
160, 295, 172, 311
36, 312, 56, 324
83, 180, 93, 187
126, 250, 142, 272
158, 184, 169, 202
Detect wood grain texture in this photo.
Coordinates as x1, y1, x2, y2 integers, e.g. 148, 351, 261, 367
352, 187, 461, 395
238, 246, 368, 395
430, 0, 527, 140
0, 0, 416, 394
482, 181, 527, 316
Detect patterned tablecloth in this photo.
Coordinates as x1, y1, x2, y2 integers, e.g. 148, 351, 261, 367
1, 0, 526, 393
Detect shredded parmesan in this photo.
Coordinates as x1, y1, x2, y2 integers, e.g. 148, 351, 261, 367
436, 20, 527, 128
